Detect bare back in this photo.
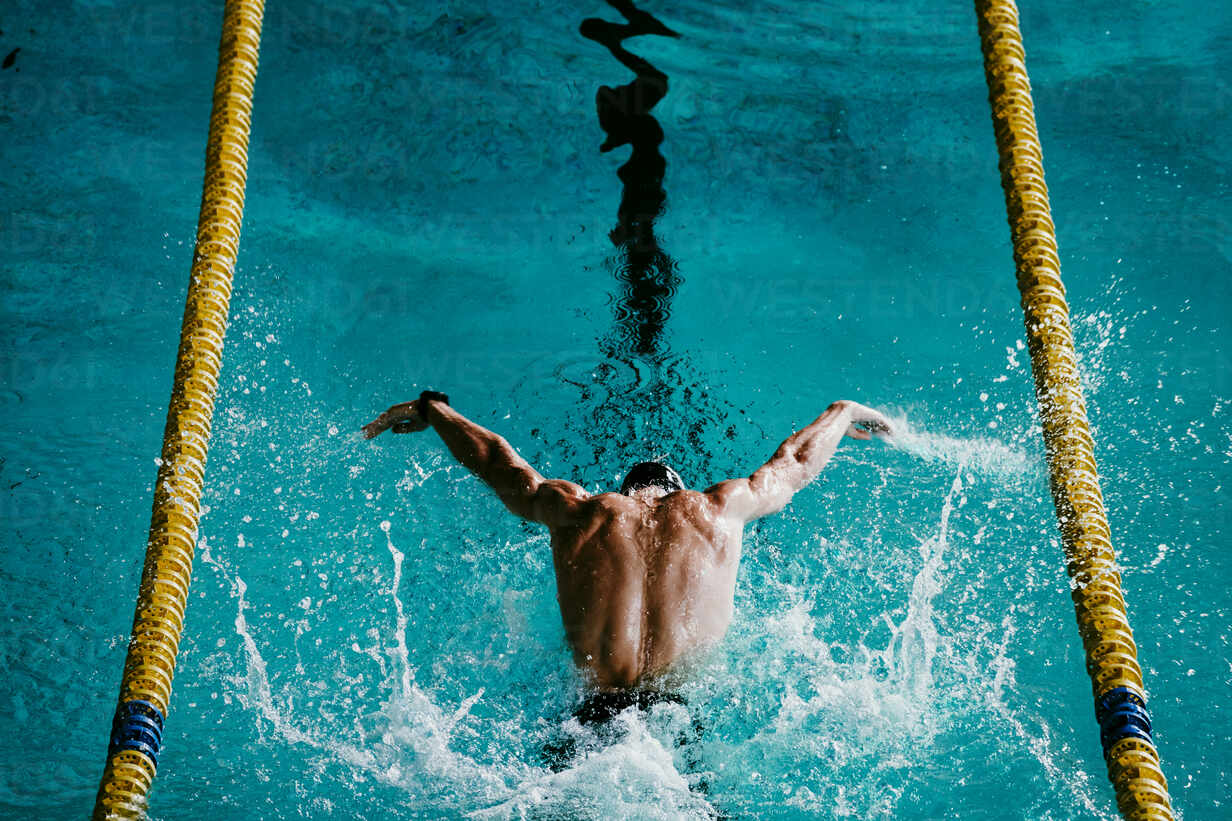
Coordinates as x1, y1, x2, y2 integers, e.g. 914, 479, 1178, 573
365, 397, 891, 693
547, 489, 742, 690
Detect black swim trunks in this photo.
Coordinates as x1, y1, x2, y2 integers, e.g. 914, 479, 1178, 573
542, 688, 701, 773
573, 688, 688, 726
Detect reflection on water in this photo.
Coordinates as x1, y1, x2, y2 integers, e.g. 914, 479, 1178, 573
581, 0, 683, 361
571, 1, 745, 485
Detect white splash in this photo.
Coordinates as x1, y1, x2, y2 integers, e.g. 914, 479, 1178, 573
471, 713, 711, 820
202, 524, 506, 806
381, 519, 415, 700
199, 537, 312, 745
885, 468, 962, 704
887, 418, 1038, 483
980, 615, 1109, 819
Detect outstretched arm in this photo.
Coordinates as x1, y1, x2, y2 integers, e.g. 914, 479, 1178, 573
363, 397, 586, 523
706, 400, 892, 523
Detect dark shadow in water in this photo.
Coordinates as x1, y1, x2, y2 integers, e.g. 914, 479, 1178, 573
541, 1, 766, 490
580, 0, 682, 360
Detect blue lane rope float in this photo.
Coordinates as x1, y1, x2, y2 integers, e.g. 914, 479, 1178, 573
92, 1, 264, 818
973, 0, 1173, 818
1097, 687, 1154, 755
107, 701, 166, 768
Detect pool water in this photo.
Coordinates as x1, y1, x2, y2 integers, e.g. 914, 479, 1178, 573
2, 0, 1230, 818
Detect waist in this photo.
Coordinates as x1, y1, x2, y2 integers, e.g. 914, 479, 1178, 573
573, 687, 688, 726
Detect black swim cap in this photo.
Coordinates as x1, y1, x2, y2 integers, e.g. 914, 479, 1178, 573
620, 461, 685, 495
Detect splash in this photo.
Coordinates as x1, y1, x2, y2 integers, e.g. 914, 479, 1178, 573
471, 715, 713, 820
381, 519, 415, 700
886, 417, 1039, 483
710, 452, 1111, 817
702, 467, 970, 815
199, 538, 308, 744
201, 526, 510, 810
979, 614, 1111, 820
886, 469, 963, 703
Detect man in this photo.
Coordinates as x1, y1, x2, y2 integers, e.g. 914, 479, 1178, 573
362, 392, 893, 727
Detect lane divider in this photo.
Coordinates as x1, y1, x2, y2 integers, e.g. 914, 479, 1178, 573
972, 1, 1174, 818
93, 2, 264, 817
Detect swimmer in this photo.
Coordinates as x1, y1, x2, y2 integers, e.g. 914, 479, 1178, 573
362, 392, 894, 706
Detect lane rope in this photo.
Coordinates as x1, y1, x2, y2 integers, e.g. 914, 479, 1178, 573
973, 1, 1174, 818
92, 2, 265, 817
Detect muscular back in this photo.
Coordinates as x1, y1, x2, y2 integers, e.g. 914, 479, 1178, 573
545, 489, 743, 689
364, 397, 889, 692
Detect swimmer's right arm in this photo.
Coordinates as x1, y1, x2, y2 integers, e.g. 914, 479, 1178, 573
706, 400, 893, 522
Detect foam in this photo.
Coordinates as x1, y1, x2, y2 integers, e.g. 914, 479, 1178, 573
472, 716, 714, 820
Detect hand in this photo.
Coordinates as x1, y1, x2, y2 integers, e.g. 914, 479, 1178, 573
842, 402, 894, 440
362, 401, 428, 439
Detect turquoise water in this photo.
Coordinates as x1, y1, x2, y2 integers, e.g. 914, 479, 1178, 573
2, 0, 1230, 818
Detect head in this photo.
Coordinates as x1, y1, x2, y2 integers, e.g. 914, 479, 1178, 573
620, 461, 685, 496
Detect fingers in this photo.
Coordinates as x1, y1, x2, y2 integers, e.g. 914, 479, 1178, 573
853, 408, 893, 435
362, 411, 391, 439
862, 421, 892, 439
846, 424, 872, 440
363, 401, 428, 440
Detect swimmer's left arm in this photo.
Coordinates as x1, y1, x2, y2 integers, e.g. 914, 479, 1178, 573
362, 401, 428, 438
364, 399, 586, 523
426, 402, 590, 523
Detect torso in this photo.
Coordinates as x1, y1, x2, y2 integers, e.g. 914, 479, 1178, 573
546, 489, 743, 690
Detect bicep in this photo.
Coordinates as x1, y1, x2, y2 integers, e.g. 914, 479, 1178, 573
707, 455, 808, 522
480, 438, 547, 519
486, 447, 586, 525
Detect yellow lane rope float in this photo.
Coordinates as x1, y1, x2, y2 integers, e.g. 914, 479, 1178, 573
93, 1, 264, 818
973, 1, 1174, 818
